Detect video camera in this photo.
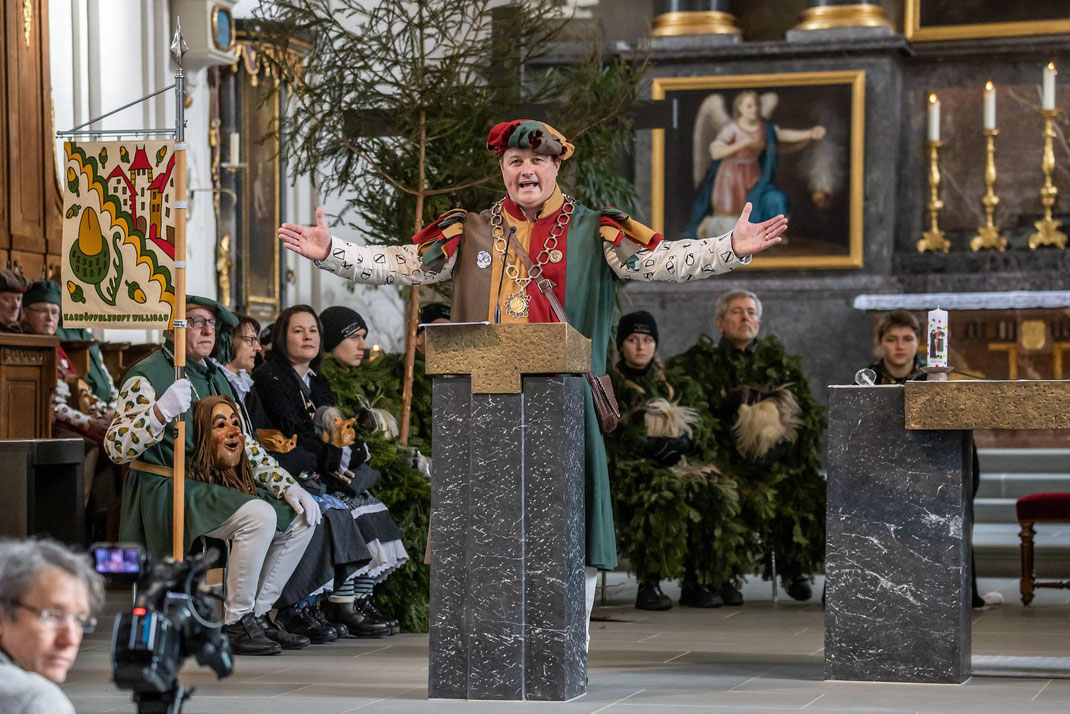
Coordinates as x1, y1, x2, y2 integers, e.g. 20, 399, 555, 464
91, 543, 234, 714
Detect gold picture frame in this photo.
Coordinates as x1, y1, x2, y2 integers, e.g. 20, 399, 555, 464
905, 0, 1070, 42
651, 70, 866, 270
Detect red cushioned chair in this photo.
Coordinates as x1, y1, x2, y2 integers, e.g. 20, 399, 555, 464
1016, 492, 1070, 605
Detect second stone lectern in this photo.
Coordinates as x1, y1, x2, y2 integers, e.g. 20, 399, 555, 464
424, 322, 592, 701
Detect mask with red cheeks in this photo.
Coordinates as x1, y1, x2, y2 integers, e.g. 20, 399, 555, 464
210, 403, 244, 469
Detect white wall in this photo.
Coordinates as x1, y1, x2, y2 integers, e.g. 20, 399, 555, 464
49, 0, 217, 345
50, 0, 408, 352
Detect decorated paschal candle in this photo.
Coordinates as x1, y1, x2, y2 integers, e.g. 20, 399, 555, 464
927, 308, 948, 368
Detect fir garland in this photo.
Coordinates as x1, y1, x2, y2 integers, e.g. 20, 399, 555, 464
321, 355, 431, 632
667, 335, 827, 583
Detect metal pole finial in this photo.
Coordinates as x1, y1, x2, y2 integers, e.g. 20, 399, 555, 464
171, 18, 189, 67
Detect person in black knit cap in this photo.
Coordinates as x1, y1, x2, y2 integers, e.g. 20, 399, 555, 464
605, 311, 744, 610
253, 305, 404, 639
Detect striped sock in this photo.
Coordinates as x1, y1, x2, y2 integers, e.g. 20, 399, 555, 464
351, 577, 375, 600
328, 578, 357, 604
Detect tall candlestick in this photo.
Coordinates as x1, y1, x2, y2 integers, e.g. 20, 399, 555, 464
927, 93, 940, 142
927, 308, 948, 370
917, 140, 948, 253
1029, 108, 1068, 249
1043, 63, 1056, 111
983, 81, 996, 130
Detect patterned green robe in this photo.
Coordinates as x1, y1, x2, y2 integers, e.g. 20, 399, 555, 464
106, 343, 298, 561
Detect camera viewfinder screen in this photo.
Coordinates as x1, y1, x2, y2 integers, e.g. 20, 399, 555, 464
94, 548, 140, 574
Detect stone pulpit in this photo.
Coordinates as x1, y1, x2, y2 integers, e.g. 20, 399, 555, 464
424, 322, 592, 701
825, 380, 1070, 684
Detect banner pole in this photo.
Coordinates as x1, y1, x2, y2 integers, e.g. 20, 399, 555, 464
171, 62, 187, 563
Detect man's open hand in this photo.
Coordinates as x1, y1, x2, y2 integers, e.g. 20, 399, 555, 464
730, 202, 788, 258
278, 206, 331, 262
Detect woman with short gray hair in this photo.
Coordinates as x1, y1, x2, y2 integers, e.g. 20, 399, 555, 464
0, 538, 104, 714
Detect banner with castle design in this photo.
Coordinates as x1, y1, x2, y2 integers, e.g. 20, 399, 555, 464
61, 140, 176, 328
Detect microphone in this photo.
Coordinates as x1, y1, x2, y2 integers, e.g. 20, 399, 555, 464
494, 226, 516, 324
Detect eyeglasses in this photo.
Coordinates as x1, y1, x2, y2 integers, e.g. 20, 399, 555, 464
233, 335, 259, 346
5, 599, 97, 633
188, 316, 219, 330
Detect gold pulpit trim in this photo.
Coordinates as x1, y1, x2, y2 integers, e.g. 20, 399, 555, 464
904, 380, 1070, 431
794, 4, 892, 31
651, 11, 740, 37
424, 323, 592, 394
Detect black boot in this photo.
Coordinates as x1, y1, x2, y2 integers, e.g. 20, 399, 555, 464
785, 575, 813, 602
635, 581, 673, 611
718, 582, 744, 606
222, 613, 282, 656
325, 599, 392, 638
275, 604, 337, 644
679, 582, 723, 608
358, 598, 400, 635
310, 598, 348, 638
257, 615, 310, 650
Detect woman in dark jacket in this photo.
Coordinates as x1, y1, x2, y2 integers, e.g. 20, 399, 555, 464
253, 305, 407, 637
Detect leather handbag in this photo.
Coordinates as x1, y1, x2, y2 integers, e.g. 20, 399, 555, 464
506, 233, 621, 432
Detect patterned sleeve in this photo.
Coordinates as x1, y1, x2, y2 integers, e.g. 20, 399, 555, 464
104, 377, 166, 464
244, 431, 298, 498
314, 236, 457, 287
52, 379, 94, 430
603, 231, 750, 282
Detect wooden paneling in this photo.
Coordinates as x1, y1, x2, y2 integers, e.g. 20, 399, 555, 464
0, 333, 58, 440
1, 0, 62, 277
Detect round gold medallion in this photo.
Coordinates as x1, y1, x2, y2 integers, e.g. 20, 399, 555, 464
548, 249, 563, 263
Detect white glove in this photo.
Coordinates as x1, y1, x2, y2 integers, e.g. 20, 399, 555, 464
284, 484, 322, 527
155, 379, 192, 423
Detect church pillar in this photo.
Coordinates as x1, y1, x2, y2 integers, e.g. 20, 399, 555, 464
650, 0, 741, 37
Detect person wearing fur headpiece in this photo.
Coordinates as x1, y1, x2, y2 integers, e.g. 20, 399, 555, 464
278, 119, 787, 643
668, 290, 826, 605
606, 311, 746, 611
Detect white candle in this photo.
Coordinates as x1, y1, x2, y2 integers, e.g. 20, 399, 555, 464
229, 131, 240, 164
927, 308, 949, 369
1043, 63, 1056, 110
984, 81, 996, 130
927, 93, 940, 142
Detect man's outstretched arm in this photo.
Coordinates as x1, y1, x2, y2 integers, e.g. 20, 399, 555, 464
279, 206, 456, 286
604, 203, 786, 282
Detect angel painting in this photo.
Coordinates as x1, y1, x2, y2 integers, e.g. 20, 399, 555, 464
682, 91, 828, 240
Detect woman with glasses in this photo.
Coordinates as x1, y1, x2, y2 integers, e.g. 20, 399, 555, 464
211, 313, 270, 431
0, 537, 104, 713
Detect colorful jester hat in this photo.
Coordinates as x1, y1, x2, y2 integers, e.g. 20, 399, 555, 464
486, 119, 575, 160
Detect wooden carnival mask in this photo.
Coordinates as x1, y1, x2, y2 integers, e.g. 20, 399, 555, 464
192, 394, 257, 495
317, 406, 357, 449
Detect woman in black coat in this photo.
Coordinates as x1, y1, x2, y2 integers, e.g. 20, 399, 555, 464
253, 305, 407, 637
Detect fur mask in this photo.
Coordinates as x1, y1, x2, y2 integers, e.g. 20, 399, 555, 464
728, 384, 802, 459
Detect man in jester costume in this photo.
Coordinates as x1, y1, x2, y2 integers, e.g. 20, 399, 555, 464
278, 120, 786, 641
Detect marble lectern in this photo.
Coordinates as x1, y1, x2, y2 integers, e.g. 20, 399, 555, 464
826, 380, 1070, 684
424, 322, 591, 701
825, 384, 972, 684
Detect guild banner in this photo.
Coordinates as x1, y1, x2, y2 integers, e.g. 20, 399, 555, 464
61, 140, 176, 328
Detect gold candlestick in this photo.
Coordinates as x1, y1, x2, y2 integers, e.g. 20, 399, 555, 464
917, 140, 949, 253
1028, 108, 1067, 250
970, 129, 1007, 251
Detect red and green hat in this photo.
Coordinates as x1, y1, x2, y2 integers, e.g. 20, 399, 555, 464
487, 120, 575, 160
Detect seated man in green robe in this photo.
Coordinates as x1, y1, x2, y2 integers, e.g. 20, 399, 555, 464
669, 290, 826, 604
104, 295, 321, 655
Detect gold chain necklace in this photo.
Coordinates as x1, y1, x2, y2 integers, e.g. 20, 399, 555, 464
490, 195, 574, 318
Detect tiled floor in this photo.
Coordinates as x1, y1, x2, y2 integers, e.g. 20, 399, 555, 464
62, 575, 1070, 713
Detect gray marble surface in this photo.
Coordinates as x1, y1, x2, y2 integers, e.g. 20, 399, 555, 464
825, 384, 972, 683
428, 376, 586, 701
